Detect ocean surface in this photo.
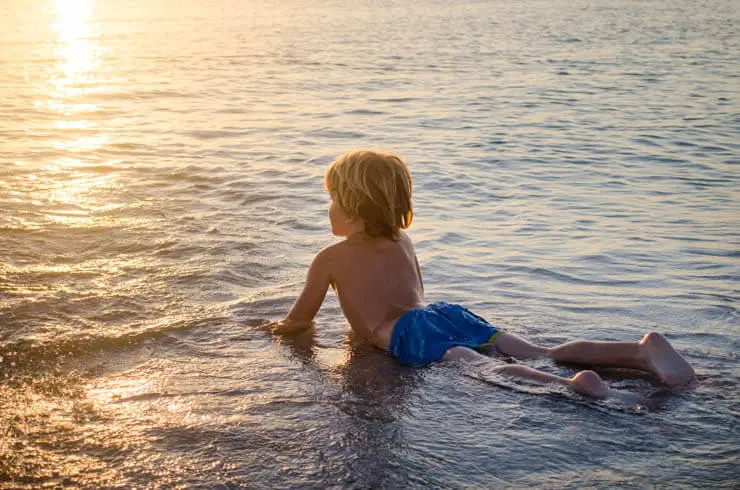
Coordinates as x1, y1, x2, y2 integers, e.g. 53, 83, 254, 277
1, 0, 739, 487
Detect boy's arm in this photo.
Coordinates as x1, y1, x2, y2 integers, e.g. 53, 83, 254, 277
272, 248, 333, 334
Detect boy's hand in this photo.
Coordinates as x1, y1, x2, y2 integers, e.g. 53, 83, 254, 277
269, 319, 314, 335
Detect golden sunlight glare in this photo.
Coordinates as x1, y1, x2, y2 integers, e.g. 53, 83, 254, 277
53, 0, 98, 80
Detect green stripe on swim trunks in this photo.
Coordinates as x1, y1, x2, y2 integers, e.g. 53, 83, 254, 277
486, 330, 505, 344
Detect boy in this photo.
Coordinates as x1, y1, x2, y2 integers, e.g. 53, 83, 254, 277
272, 151, 694, 398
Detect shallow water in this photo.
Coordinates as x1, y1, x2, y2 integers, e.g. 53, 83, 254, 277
1, 0, 739, 487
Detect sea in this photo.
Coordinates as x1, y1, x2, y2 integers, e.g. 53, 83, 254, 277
1, 0, 738, 488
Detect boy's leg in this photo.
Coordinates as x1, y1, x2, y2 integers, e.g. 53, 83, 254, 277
442, 346, 609, 398
492, 332, 694, 387
490, 332, 551, 359
549, 332, 694, 387
442, 345, 491, 363
494, 364, 609, 398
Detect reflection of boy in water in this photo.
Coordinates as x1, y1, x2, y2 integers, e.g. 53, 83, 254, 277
272, 151, 694, 398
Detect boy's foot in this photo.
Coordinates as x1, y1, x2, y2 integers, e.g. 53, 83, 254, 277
638, 332, 694, 387
569, 370, 609, 398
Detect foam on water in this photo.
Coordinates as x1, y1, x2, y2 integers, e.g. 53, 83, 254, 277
1, 0, 739, 487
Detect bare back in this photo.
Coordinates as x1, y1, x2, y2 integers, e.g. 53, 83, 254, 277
327, 231, 424, 349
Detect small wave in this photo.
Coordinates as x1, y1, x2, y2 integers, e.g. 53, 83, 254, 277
183, 129, 243, 140
241, 193, 276, 205
114, 387, 261, 403
160, 165, 228, 183
344, 109, 386, 116
230, 295, 294, 320
0, 315, 227, 376
130, 89, 195, 100
683, 248, 740, 258
305, 128, 366, 139
107, 142, 149, 151
632, 137, 664, 148
504, 265, 644, 287
369, 97, 416, 103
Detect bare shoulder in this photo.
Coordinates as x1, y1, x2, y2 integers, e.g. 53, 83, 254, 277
397, 230, 416, 252
312, 240, 352, 273
315, 241, 344, 264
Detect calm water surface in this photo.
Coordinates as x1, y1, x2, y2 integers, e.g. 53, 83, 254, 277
1, 0, 739, 488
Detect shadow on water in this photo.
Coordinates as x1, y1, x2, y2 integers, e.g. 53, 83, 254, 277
274, 328, 424, 488
277, 326, 421, 405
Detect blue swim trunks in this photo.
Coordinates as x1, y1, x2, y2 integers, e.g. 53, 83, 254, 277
388, 302, 504, 366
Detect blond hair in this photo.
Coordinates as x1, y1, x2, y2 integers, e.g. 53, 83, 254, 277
324, 150, 413, 239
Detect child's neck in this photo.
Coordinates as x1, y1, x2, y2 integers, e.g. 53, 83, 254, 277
343, 219, 366, 238
345, 229, 368, 242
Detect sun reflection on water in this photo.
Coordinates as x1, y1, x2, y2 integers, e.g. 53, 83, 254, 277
50, 0, 106, 149
34, 0, 121, 226
53, 0, 99, 84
